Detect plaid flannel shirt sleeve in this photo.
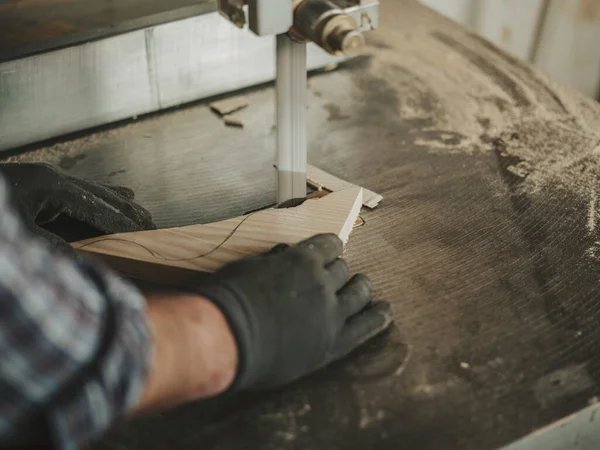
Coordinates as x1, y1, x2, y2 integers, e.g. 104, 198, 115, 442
0, 176, 152, 449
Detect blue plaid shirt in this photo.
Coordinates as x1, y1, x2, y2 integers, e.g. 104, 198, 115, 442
0, 176, 152, 449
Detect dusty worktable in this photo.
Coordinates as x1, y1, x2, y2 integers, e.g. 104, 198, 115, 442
5, 0, 600, 449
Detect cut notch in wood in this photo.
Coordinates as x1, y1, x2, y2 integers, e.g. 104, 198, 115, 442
307, 165, 383, 209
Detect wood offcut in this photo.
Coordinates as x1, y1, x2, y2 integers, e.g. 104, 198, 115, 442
209, 96, 249, 116
224, 116, 244, 128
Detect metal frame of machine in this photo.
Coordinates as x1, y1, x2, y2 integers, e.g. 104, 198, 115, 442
0, 1, 378, 155
0, 7, 331, 152
217, 0, 379, 203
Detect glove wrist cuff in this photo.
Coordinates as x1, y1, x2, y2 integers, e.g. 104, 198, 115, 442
194, 283, 256, 391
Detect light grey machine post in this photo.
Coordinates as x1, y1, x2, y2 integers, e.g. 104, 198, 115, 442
218, 0, 379, 204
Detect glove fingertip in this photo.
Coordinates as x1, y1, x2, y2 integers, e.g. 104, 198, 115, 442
338, 273, 373, 318
296, 233, 343, 264
133, 213, 157, 231
97, 182, 136, 201
372, 300, 393, 316
363, 301, 394, 335
112, 186, 136, 200
124, 206, 157, 231
268, 243, 290, 254
349, 273, 372, 296
333, 301, 394, 362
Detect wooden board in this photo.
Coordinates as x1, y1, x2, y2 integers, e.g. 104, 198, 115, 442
73, 187, 363, 286
307, 165, 383, 209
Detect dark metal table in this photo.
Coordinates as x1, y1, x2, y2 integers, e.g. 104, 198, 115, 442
6, 1, 600, 449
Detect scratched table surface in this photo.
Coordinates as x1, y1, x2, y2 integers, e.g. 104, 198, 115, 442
6, 0, 600, 449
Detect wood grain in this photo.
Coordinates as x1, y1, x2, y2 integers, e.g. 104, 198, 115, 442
73, 187, 363, 285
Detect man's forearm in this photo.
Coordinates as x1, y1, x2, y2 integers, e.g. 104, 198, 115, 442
134, 294, 239, 414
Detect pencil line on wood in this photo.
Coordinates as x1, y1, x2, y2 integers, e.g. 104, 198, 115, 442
75, 212, 257, 262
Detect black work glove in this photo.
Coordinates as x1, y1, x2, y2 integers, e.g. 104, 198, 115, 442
0, 163, 156, 252
197, 233, 394, 390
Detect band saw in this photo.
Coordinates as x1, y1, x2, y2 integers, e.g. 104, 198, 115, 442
3, 1, 600, 450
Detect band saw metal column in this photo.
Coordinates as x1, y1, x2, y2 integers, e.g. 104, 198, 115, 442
276, 34, 308, 204
217, 0, 378, 205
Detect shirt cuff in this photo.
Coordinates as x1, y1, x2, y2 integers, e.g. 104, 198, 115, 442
49, 268, 152, 449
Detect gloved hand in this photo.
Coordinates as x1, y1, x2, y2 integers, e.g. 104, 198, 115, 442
196, 234, 394, 390
0, 163, 156, 252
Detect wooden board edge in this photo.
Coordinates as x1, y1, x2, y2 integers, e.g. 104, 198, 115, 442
340, 187, 364, 244
80, 252, 206, 288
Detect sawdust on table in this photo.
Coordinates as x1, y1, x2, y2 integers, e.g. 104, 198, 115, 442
367, 20, 600, 207
0, 104, 202, 166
